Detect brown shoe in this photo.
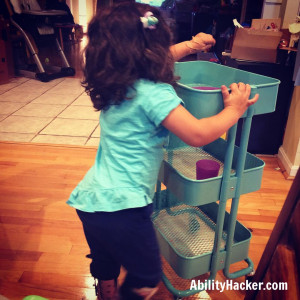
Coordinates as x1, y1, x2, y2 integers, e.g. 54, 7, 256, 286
94, 278, 119, 300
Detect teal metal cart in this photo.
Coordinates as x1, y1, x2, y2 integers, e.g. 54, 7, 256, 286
152, 61, 280, 299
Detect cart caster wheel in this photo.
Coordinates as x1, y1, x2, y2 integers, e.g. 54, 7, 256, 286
246, 269, 255, 282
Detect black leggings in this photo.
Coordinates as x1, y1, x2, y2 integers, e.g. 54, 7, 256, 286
76, 204, 162, 298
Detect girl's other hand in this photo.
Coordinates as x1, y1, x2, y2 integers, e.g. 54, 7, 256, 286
221, 83, 259, 118
187, 33, 216, 52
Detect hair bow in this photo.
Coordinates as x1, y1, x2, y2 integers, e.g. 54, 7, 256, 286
140, 12, 158, 29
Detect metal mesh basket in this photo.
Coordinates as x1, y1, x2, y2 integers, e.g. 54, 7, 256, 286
164, 147, 234, 180
153, 204, 227, 258
153, 190, 252, 278
159, 139, 265, 205
161, 256, 212, 299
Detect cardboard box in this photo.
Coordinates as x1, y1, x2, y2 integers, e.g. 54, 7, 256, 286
251, 18, 281, 30
231, 19, 282, 63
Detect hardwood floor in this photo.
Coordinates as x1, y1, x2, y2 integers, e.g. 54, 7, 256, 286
0, 142, 293, 300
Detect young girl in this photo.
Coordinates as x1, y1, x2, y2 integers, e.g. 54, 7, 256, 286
67, 2, 258, 300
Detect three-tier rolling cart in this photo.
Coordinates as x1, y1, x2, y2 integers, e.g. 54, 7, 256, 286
152, 61, 280, 299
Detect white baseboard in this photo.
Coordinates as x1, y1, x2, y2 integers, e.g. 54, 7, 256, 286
278, 146, 299, 177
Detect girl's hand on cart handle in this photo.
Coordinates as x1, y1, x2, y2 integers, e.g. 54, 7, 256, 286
221, 83, 259, 119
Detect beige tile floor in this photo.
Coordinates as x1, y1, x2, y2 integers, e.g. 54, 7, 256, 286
0, 77, 100, 147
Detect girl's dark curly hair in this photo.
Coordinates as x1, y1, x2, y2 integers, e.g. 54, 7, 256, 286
82, 2, 175, 111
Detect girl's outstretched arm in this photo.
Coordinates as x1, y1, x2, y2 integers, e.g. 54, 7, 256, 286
162, 83, 259, 147
170, 33, 216, 61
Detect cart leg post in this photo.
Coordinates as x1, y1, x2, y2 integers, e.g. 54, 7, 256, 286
210, 124, 237, 277
223, 106, 255, 279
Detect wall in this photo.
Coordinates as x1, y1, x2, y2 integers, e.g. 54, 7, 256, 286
261, 0, 299, 176
278, 86, 300, 177
281, 0, 299, 28
278, 41, 300, 177
86, 0, 96, 24
69, 0, 79, 24
262, 0, 299, 28
262, 0, 282, 19
69, 0, 97, 27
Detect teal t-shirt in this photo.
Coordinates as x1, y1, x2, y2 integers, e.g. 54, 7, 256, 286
67, 79, 182, 212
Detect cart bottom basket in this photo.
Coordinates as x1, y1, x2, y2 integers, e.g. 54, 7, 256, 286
152, 190, 252, 280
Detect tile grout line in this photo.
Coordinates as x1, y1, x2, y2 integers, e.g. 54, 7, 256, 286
9, 77, 82, 142
29, 85, 96, 143
84, 123, 100, 146
0, 78, 63, 143
0, 77, 101, 145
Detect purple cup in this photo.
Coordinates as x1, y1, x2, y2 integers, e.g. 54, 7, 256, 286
196, 159, 220, 180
